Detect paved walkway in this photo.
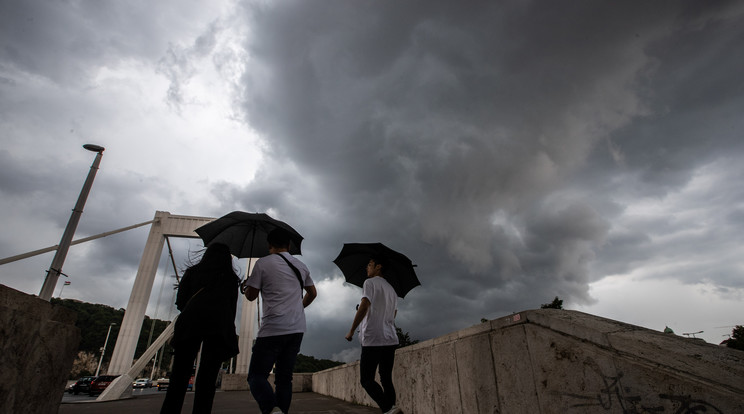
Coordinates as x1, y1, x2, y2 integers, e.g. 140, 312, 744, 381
59, 391, 381, 414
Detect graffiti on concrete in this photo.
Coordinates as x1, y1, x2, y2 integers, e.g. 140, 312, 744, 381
561, 357, 723, 413
659, 394, 724, 414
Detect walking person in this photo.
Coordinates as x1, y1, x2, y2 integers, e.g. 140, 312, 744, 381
345, 255, 401, 414
243, 228, 317, 414
161, 243, 240, 414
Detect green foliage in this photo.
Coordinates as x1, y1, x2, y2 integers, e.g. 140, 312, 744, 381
51, 298, 173, 369
293, 354, 343, 373
51, 298, 124, 354
541, 296, 564, 309
396, 326, 419, 348
726, 325, 744, 351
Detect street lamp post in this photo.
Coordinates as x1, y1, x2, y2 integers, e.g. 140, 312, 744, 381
96, 323, 117, 376
39, 144, 105, 301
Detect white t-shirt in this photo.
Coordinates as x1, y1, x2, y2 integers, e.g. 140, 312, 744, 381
246, 252, 314, 337
359, 276, 399, 347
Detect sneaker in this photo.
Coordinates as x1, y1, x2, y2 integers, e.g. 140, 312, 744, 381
384, 406, 402, 414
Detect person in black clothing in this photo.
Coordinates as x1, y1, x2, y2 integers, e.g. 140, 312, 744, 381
161, 243, 240, 414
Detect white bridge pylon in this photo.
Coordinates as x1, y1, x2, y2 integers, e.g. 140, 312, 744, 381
107, 211, 257, 377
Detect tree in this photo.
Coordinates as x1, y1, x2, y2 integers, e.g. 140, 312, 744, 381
725, 325, 744, 351
541, 296, 563, 309
396, 326, 419, 348
69, 351, 98, 378
293, 354, 344, 372
51, 298, 174, 378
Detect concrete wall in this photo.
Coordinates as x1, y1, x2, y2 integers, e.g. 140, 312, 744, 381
312, 309, 744, 413
0, 284, 81, 414
221, 373, 312, 392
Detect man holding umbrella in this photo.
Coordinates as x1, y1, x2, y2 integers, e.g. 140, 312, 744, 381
345, 255, 401, 414
243, 228, 317, 414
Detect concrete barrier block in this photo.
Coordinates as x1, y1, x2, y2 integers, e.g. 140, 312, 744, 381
395, 345, 434, 414
292, 373, 312, 392
522, 324, 619, 413
221, 373, 249, 391
311, 308, 744, 413
345, 361, 374, 407
432, 330, 459, 346
524, 309, 617, 347
610, 355, 744, 413
221, 372, 311, 392
490, 324, 540, 413
454, 333, 499, 413
490, 312, 527, 331
0, 285, 80, 414
607, 329, 744, 395
430, 341, 462, 414
457, 321, 492, 339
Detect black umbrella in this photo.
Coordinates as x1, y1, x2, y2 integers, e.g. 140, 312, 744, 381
194, 211, 303, 258
333, 243, 421, 298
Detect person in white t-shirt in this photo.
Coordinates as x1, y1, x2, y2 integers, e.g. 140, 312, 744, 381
244, 228, 317, 414
345, 255, 401, 414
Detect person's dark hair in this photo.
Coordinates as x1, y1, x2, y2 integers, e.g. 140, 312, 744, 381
191, 243, 235, 274
267, 228, 291, 249
370, 255, 387, 275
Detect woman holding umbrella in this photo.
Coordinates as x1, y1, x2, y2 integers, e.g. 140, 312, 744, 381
345, 255, 402, 414
161, 243, 240, 414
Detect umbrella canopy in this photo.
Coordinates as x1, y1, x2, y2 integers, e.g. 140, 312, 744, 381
194, 211, 303, 258
333, 242, 421, 298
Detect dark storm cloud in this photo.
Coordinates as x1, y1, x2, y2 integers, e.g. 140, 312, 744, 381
220, 1, 744, 356
0, 149, 96, 228
0, 0, 216, 85
2, 0, 743, 360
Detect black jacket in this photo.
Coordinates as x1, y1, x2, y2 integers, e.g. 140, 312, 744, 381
171, 265, 240, 360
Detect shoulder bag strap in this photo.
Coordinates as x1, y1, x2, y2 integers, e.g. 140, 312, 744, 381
180, 287, 205, 311
275, 252, 304, 290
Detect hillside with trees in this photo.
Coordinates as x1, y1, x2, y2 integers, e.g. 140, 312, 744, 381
294, 354, 344, 372
52, 298, 345, 378
52, 298, 174, 378
52, 298, 172, 356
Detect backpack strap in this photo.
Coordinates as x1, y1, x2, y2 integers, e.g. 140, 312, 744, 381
275, 252, 304, 290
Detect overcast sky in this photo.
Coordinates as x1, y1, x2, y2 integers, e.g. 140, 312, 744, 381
1, 0, 743, 362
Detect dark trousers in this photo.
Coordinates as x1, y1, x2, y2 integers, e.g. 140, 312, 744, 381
360, 345, 397, 412
161, 335, 224, 414
247, 333, 304, 414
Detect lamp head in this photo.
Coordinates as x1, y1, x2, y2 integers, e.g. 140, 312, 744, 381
83, 144, 105, 153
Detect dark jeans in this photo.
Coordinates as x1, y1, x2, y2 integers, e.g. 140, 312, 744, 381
161, 335, 224, 414
360, 345, 397, 412
247, 333, 304, 414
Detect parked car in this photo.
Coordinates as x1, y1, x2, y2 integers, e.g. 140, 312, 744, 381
132, 378, 153, 388
67, 376, 95, 395
156, 377, 169, 391
89, 375, 120, 396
